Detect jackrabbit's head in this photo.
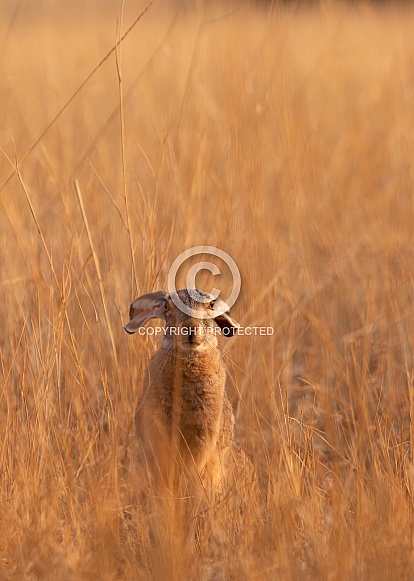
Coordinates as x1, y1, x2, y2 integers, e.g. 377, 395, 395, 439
124, 289, 239, 351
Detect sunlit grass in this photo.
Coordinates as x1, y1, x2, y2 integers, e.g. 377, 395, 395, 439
1, 1, 414, 578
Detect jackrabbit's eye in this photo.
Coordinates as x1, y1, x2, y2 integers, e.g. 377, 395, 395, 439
210, 300, 215, 309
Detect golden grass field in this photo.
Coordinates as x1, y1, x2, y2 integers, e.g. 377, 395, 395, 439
1, 0, 414, 578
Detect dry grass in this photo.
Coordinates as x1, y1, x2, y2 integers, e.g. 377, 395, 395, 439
1, 1, 414, 578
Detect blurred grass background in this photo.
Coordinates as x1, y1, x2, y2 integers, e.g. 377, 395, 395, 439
1, 0, 414, 578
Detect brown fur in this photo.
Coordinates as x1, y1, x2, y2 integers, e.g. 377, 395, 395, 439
125, 289, 252, 496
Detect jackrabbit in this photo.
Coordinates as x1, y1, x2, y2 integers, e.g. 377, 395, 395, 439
124, 288, 253, 496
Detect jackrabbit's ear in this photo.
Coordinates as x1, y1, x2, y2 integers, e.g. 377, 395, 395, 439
213, 301, 240, 338
124, 290, 168, 334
